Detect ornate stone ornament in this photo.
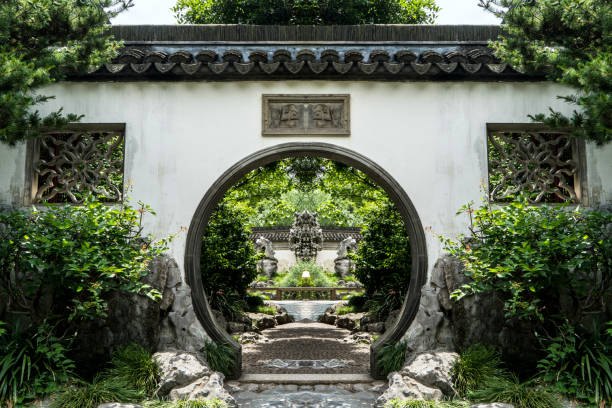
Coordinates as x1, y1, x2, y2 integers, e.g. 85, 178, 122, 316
262, 95, 350, 136
288, 211, 323, 262
334, 236, 358, 278
254, 236, 278, 278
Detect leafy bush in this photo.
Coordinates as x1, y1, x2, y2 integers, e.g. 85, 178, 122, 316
441, 199, 612, 323
376, 341, 408, 376
336, 306, 356, 315
353, 202, 410, 319
245, 294, 265, 312
279, 260, 333, 287
51, 376, 143, 408
365, 292, 403, 320
468, 376, 560, 408
537, 321, 612, 405
203, 341, 235, 377
0, 321, 74, 406
173, 0, 439, 25
385, 400, 469, 408
451, 344, 507, 398
0, 199, 167, 324
201, 202, 258, 317
347, 292, 368, 311
142, 399, 228, 408
105, 344, 159, 397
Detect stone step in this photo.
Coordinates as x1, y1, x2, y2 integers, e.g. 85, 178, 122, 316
238, 373, 375, 384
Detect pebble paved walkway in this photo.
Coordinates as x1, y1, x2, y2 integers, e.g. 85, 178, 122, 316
241, 320, 370, 374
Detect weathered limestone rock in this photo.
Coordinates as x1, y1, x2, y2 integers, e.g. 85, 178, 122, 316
437, 255, 540, 367
336, 313, 364, 330
228, 322, 246, 333
247, 312, 276, 330
72, 256, 180, 369
384, 309, 400, 332
375, 372, 443, 407
400, 351, 459, 396
275, 312, 291, 325
169, 373, 236, 406
154, 351, 211, 396
366, 322, 385, 333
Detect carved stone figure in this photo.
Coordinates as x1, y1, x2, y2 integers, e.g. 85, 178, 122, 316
334, 236, 358, 278
254, 236, 278, 278
288, 211, 323, 262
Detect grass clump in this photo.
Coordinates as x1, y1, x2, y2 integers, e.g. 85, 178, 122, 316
336, 306, 356, 315
142, 399, 228, 408
106, 344, 159, 397
451, 344, 507, 397
376, 341, 408, 376
385, 400, 470, 408
51, 377, 143, 408
204, 340, 235, 376
469, 376, 561, 408
255, 305, 276, 315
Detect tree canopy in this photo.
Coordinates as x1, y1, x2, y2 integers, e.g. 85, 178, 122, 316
0, 0, 132, 146
221, 157, 391, 227
480, 0, 611, 145
173, 0, 439, 25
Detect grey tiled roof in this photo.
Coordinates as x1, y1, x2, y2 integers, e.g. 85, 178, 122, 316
74, 25, 542, 81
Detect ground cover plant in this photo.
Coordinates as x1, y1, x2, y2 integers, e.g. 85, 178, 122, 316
279, 260, 335, 288
385, 400, 470, 408
105, 344, 160, 398
142, 400, 227, 408
451, 344, 507, 398
51, 376, 144, 408
376, 341, 408, 377
203, 340, 235, 377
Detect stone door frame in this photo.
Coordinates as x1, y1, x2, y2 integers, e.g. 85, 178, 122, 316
184, 142, 427, 379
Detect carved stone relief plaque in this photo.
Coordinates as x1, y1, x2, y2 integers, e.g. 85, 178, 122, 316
262, 94, 350, 136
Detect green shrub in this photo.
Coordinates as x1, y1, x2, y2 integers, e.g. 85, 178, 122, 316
336, 306, 356, 315
245, 294, 265, 312
385, 400, 470, 408
441, 199, 612, 324
537, 321, 612, 405
209, 291, 246, 321
376, 341, 408, 376
451, 344, 507, 397
0, 321, 74, 406
142, 399, 228, 408
353, 202, 410, 320
255, 306, 276, 315
468, 376, 560, 408
201, 202, 258, 302
365, 292, 403, 320
0, 199, 167, 323
105, 344, 159, 397
51, 376, 143, 408
279, 260, 333, 287
347, 293, 368, 311
203, 341, 235, 377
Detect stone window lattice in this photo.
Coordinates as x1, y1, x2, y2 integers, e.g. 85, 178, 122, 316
487, 125, 585, 204
29, 125, 125, 204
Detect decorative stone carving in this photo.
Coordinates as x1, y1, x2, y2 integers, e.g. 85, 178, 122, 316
334, 236, 358, 278
288, 211, 323, 262
33, 130, 124, 203
488, 130, 579, 203
262, 95, 350, 136
254, 236, 278, 278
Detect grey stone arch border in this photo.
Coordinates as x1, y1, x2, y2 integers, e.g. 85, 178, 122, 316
184, 142, 428, 380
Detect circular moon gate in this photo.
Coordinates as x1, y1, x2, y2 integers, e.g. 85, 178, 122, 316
184, 143, 427, 380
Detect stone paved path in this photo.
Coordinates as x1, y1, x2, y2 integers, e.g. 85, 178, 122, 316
241, 320, 370, 374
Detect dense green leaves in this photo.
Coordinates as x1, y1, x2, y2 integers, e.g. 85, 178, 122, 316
353, 201, 411, 307
173, 0, 439, 25
0, 199, 168, 323
0, 0, 131, 145
200, 202, 258, 316
442, 199, 612, 323
480, 0, 612, 145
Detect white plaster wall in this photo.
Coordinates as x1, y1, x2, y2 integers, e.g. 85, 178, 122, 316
1, 80, 611, 283
0, 143, 27, 205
